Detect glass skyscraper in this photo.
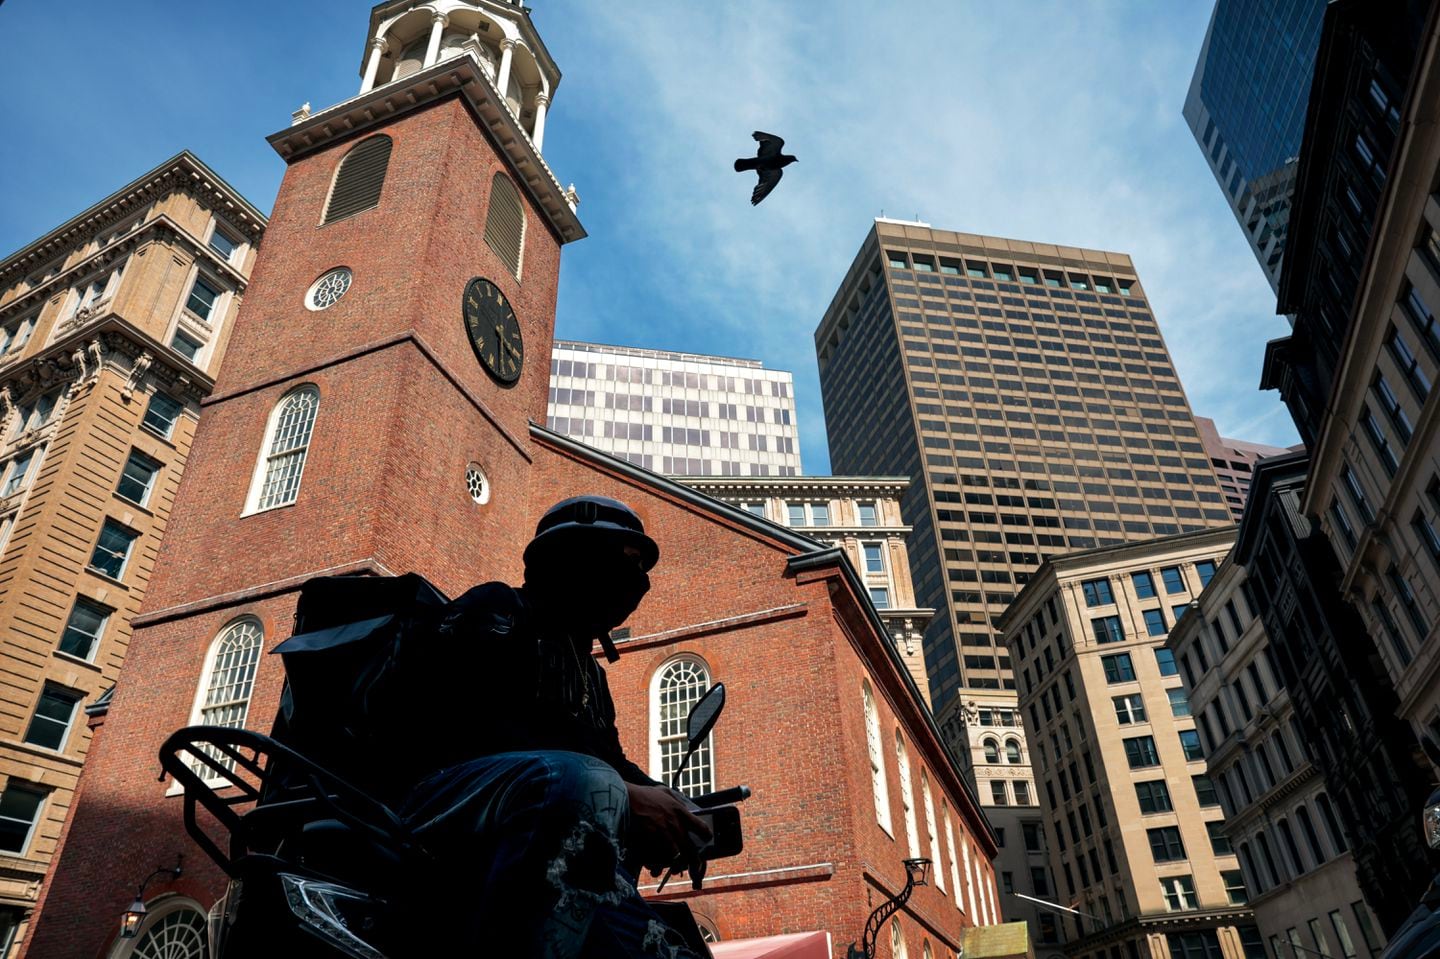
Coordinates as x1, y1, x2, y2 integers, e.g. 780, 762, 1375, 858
1183, 0, 1327, 293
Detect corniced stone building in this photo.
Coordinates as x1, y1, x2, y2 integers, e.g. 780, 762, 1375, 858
0, 153, 263, 954
999, 528, 1257, 959
1266, 0, 1440, 770
816, 220, 1234, 948
1214, 452, 1436, 936
1183, 0, 1327, 292
547, 340, 800, 477
1169, 494, 1384, 959
1193, 417, 1293, 522
678, 475, 934, 704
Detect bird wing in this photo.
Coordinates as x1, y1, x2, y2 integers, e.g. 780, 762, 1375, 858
753, 131, 784, 158
751, 168, 783, 205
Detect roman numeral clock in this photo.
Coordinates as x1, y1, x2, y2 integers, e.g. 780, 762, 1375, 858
463, 276, 523, 384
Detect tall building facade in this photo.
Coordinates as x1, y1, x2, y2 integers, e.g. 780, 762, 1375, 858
1183, 0, 1327, 292
22, 4, 1002, 956
1266, 0, 1440, 770
1169, 516, 1383, 959
679, 475, 934, 703
999, 528, 1257, 959
1193, 417, 1293, 521
547, 339, 800, 476
816, 219, 1234, 946
0, 153, 262, 954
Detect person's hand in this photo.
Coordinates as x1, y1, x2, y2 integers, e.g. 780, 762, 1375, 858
625, 783, 712, 874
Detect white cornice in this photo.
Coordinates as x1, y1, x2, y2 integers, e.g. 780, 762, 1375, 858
268, 49, 584, 245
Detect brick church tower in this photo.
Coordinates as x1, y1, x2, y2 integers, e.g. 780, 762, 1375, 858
25, 3, 1004, 956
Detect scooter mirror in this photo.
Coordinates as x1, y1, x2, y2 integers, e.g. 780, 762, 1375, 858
687, 682, 726, 747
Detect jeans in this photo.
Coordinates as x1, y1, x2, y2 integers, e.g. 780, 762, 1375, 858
401, 751, 703, 958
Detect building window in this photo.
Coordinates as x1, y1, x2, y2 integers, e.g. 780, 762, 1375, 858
1329, 912, 1357, 959
124, 903, 208, 959
863, 681, 892, 834
1373, 371, 1414, 443
1114, 693, 1147, 724
116, 451, 161, 506
184, 274, 221, 322
1193, 775, 1219, 807
653, 657, 714, 797
1196, 560, 1217, 587
1207, 821, 1233, 855
858, 502, 878, 526
1004, 739, 1022, 763
12, 390, 58, 438
1388, 565, 1430, 638
921, 772, 945, 892
1155, 648, 1179, 676
863, 543, 885, 573
1223, 870, 1248, 905
209, 225, 241, 262
1092, 615, 1124, 644
1023, 822, 1044, 851
323, 134, 393, 225
23, 685, 80, 751
1387, 325, 1431, 399
990, 780, 1008, 805
887, 252, 909, 270
142, 392, 184, 440
1135, 779, 1172, 814
0, 782, 46, 854
1013, 781, 1031, 805
1124, 735, 1160, 768
1132, 571, 1156, 598
869, 587, 891, 610
1371, 594, 1412, 666
811, 503, 830, 526
1351, 902, 1381, 953
88, 519, 138, 580
983, 738, 1000, 763
1412, 509, 1440, 564
1, 447, 40, 498
896, 731, 921, 857
1168, 688, 1191, 717
1082, 578, 1114, 606
1406, 284, 1440, 355
943, 805, 963, 909
1179, 729, 1203, 761
189, 618, 264, 778
1102, 653, 1136, 683
59, 597, 109, 660
1360, 404, 1400, 475
1161, 875, 1197, 910
741, 502, 766, 518
1143, 608, 1168, 636
246, 386, 319, 513
484, 173, 527, 279
1147, 826, 1186, 862
787, 503, 806, 526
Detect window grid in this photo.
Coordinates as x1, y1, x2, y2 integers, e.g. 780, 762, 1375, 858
254, 389, 319, 511
59, 598, 108, 659
23, 686, 79, 750
88, 520, 137, 580
656, 659, 713, 798
0, 783, 46, 854
199, 620, 263, 731
117, 451, 160, 506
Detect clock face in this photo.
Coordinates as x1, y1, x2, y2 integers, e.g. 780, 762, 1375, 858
463, 277, 523, 384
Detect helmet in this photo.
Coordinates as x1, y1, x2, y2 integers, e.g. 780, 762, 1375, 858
523, 495, 660, 573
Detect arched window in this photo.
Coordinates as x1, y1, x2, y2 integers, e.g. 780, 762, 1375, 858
652, 657, 713, 797
484, 173, 526, 278
116, 898, 208, 958
942, 801, 963, 910
193, 618, 263, 732
983, 738, 1000, 763
1005, 738, 1022, 763
891, 919, 908, 959
895, 730, 921, 858
322, 135, 393, 225
246, 386, 319, 513
863, 681, 892, 834
961, 839, 975, 916
921, 770, 945, 892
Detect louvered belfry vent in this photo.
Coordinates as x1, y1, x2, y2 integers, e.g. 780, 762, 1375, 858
484, 173, 526, 278
322, 135, 393, 225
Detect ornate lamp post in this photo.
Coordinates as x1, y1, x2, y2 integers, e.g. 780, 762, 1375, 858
848, 858, 931, 959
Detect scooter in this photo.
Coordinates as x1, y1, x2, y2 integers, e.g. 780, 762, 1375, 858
159, 680, 747, 958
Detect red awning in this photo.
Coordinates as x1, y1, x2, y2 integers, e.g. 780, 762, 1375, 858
709, 931, 833, 959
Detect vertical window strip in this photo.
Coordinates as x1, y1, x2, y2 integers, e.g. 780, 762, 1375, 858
864, 682, 892, 832
656, 658, 713, 797
896, 732, 921, 858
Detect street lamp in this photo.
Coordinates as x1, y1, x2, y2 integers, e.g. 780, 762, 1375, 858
119, 855, 183, 940
848, 858, 931, 959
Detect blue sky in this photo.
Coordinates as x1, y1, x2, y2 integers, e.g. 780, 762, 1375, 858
0, 1, 1299, 473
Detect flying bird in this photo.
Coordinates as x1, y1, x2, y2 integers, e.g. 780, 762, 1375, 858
734, 131, 797, 206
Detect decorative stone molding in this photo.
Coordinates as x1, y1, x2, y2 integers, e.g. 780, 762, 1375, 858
120, 349, 153, 402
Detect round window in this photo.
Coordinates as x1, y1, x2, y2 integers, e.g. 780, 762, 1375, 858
466, 464, 491, 505
305, 268, 352, 311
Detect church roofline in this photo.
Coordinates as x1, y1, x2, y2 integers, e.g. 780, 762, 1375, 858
0, 151, 266, 283
269, 50, 585, 244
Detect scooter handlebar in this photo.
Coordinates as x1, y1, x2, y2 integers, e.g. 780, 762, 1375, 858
690, 785, 750, 809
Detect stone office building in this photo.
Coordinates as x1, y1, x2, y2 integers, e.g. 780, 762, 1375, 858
0, 153, 262, 954
999, 528, 1258, 959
